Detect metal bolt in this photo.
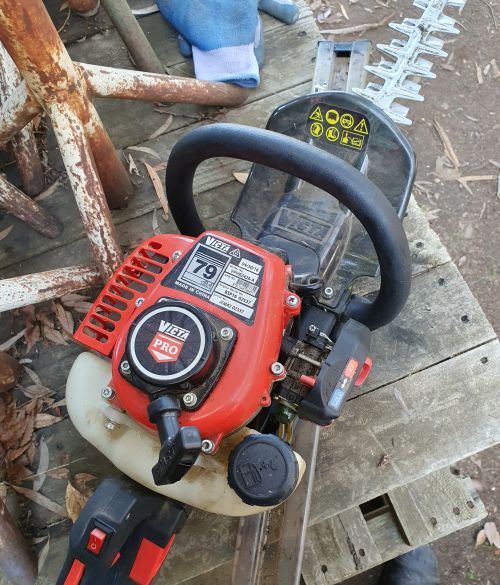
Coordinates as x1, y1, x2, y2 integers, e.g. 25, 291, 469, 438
104, 419, 117, 431
183, 392, 197, 407
286, 294, 299, 308
220, 327, 234, 341
101, 386, 114, 400
201, 439, 215, 454
172, 250, 182, 261
323, 287, 334, 299
120, 361, 131, 375
308, 324, 318, 333
271, 362, 285, 376
135, 297, 144, 307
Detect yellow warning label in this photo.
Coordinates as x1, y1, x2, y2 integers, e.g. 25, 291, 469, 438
340, 113, 354, 129
353, 118, 368, 135
326, 127, 340, 142
341, 130, 365, 150
325, 109, 339, 125
310, 122, 324, 138
309, 106, 323, 122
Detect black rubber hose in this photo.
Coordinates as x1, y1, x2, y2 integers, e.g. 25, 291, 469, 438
164, 123, 411, 330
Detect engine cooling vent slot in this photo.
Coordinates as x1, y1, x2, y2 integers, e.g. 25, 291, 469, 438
74, 237, 171, 356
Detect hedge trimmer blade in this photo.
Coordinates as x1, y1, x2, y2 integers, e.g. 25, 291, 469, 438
353, 0, 467, 125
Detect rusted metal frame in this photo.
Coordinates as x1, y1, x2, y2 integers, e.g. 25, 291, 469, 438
0, 498, 37, 585
49, 100, 123, 279
0, 265, 100, 312
0, 0, 134, 211
0, 43, 44, 196
0, 80, 41, 147
100, 0, 164, 75
0, 175, 62, 238
78, 62, 249, 106
67, 0, 100, 17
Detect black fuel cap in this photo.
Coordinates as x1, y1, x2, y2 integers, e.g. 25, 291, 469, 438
126, 300, 215, 387
228, 434, 299, 506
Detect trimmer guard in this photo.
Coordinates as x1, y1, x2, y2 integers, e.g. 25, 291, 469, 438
231, 91, 416, 307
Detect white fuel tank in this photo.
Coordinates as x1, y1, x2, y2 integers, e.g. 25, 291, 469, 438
66, 352, 305, 516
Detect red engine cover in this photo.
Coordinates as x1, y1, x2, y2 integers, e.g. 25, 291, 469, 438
74, 231, 300, 449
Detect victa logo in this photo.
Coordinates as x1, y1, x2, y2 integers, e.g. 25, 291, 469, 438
148, 321, 190, 363
205, 235, 231, 252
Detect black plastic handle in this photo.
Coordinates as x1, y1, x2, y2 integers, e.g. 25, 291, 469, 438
164, 123, 411, 330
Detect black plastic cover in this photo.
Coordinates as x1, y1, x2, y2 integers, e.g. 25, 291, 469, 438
228, 434, 299, 506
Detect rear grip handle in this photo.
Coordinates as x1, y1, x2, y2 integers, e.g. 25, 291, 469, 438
164, 123, 411, 330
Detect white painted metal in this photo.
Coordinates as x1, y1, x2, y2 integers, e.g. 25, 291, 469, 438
353, 0, 467, 125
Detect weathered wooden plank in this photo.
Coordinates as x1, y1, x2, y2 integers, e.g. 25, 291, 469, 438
387, 468, 482, 546
66, 7, 318, 149
356, 260, 495, 396
302, 469, 487, 585
302, 507, 382, 584
310, 340, 500, 526
0, 78, 310, 271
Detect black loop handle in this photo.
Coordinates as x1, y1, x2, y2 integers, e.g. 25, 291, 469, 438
164, 123, 411, 330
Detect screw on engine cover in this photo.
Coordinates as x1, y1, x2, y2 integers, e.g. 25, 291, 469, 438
271, 362, 285, 376
286, 294, 299, 308
308, 325, 318, 334
201, 439, 215, 454
172, 250, 182, 261
322, 287, 334, 300
101, 386, 114, 400
135, 297, 145, 307
220, 327, 234, 341
120, 361, 131, 375
183, 392, 198, 407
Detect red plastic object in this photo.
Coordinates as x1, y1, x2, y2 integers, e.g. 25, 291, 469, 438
86, 527, 107, 555
75, 231, 300, 450
354, 356, 372, 387
63, 559, 85, 585
129, 534, 176, 585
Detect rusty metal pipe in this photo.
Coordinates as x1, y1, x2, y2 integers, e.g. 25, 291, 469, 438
67, 0, 99, 16
78, 62, 249, 106
85, 102, 134, 209
0, 43, 44, 196
49, 101, 123, 279
100, 0, 164, 74
0, 499, 37, 585
0, 265, 100, 312
0, 175, 62, 238
0, 0, 134, 210
0, 81, 40, 148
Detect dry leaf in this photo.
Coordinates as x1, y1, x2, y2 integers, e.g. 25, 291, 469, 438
38, 536, 50, 573
41, 321, 68, 346
47, 467, 69, 480
53, 302, 74, 337
476, 529, 487, 547
33, 438, 50, 492
233, 171, 249, 185
145, 162, 169, 220
0, 225, 13, 242
484, 522, 500, 548
66, 482, 89, 522
152, 162, 168, 172
126, 153, 141, 177
60, 293, 89, 307
11, 484, 67, 517
0, 328, 27, 352
152, 209, 161, 235
59, 1, 69, 10
52, 398, 67, 408
0, 484, 6, 500
34, 180, 60, 202
433, 120, 461, 169
74, 473, 98, 492
148, 115, 173, 140
127, 145, 162, 161
35, 413, 63, 429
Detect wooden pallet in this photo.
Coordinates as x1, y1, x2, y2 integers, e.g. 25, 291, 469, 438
0, 3, 498, 584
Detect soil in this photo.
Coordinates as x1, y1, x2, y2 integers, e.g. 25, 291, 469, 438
307, 0, 500, 583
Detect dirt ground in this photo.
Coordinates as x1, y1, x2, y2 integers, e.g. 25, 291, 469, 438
307, 0, 500, 583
